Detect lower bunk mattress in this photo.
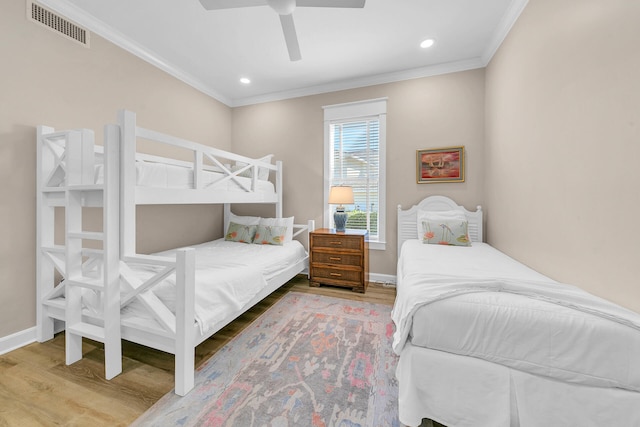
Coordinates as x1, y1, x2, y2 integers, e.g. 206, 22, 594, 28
87, 239, 306, 336
392, 240, 640, 425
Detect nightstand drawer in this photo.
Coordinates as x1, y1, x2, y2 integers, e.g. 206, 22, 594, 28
312, 252, 362, 267
312, 267, 361, 284
311, 235, 362, 251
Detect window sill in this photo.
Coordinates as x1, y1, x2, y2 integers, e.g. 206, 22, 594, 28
368, 241, 386, 251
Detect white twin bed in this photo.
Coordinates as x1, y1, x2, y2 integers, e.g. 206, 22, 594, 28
393, 196, 640, 426
36, 110, 312, 396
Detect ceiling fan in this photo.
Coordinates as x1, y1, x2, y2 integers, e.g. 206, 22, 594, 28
199, 0, 366, 61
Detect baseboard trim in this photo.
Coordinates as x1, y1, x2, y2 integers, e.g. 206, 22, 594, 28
301, 270, 396, 287
0, 327, 37, 355
370, 273, 397, 287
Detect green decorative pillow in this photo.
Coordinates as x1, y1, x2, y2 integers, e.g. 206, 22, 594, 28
225, 221, 257, 244
259, 216, 294, 243
421, 219, 471, 246
253, 225, 287, 246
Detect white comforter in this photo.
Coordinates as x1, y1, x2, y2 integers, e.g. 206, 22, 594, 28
120, 239, 306, 335
392, 240, 640, 391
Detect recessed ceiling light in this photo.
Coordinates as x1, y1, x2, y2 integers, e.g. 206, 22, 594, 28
240, 77, 251, 84
420, 39, 435, 49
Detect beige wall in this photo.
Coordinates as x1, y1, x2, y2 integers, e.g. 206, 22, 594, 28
6, 0, 637, 343
485, 0, 640, 311
0, 1, 231, 338
232, 69, 486, 276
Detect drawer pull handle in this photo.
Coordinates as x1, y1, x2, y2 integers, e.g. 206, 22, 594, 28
329, 272, 342, 277
330, 241, 342, 245
329, 257, 341, 261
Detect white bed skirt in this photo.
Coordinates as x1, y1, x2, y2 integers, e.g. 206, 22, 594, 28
397, 343, 640, 427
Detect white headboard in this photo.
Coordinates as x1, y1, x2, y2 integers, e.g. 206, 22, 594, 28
397, 195, 483, 257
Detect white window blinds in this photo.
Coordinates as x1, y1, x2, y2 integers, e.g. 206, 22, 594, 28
329, 119, 380, 237
323, 98, 386, 249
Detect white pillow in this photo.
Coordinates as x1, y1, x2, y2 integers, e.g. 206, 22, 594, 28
416, 209, 466, 239
259, 216, 294, 243
257, 155, 274, 180
233, 156, 272, 181
227, 212, 261, 234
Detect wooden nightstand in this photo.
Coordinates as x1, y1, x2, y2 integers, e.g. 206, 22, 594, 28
309, 228, 369, 293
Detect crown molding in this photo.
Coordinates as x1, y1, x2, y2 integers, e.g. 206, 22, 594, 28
37, 0, 233, 106
230, 57, 486, 107
481, 0, 529, 64
38, 0, 527, 108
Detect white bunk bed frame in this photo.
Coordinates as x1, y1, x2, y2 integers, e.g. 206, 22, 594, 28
36, 109, 313, 396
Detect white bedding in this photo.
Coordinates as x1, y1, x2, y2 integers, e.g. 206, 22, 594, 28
95, 161, 275, 193
120, 239, 305, 334
393, 240, 640, 392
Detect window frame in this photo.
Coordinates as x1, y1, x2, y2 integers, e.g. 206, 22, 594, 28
323, 98, 387, 250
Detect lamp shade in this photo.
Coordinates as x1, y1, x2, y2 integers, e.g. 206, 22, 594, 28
328, 186, 354, 205
328, 186, 353, 232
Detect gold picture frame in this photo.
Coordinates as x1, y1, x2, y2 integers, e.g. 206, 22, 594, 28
416, 146, 465, 184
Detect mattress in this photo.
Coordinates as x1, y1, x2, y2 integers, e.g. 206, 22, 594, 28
115, 239, 306, 335
394, 240, 640, 392
47, 140, 275, 193
95, 161, 275, 193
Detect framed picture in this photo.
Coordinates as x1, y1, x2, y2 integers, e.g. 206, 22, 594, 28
416, 146, 465, 184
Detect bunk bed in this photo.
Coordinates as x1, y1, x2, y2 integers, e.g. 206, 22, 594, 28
393, 195, 640, 427
36, 110, 314, 396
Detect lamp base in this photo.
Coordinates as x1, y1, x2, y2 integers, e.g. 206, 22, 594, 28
334, 209, 348, 232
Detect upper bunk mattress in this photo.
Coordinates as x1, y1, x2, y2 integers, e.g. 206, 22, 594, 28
393, 240, 640, 392
119, 239, 305, 335
95, 161, 275, 193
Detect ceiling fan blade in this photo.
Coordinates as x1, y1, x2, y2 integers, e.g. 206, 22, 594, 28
279, 14, 301, 61
199, 0, 266, 10
296, 0, 365, 8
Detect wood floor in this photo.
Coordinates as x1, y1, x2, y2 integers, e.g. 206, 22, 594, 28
0, 276, 397, 427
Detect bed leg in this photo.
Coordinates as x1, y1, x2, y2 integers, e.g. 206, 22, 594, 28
175, 248, 196, 396
36, 125, 56, 343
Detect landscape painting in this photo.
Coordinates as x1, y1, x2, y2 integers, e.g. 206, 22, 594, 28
416, 146, 465, 184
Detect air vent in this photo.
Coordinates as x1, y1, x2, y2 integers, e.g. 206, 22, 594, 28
27, 0, 90, 47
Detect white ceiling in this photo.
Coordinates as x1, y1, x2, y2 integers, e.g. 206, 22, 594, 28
40, 0, 528, 107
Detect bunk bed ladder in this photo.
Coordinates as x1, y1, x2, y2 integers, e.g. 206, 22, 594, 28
63, 125, 122, 380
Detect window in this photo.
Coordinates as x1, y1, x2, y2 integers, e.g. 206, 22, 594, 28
323, 98, 386, 250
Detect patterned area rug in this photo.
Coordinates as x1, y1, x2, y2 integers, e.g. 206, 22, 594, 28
132, 292, 399, 427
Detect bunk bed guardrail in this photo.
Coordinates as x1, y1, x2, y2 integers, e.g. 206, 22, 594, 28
118, 109, 282, 209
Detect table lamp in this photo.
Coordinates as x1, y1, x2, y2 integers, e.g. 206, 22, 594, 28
328, 185, 354, 232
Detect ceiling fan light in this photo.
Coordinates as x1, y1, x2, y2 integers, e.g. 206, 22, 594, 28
240, 77, 251, 84
420, 38, 435, 49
